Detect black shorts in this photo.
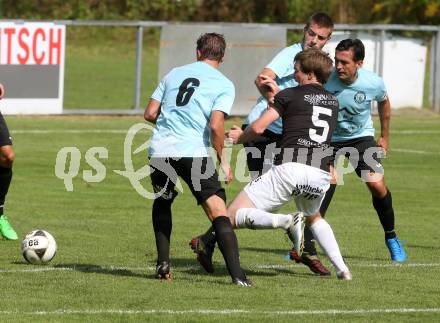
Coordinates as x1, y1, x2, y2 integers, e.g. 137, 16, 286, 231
241, 124, 282, 176
0, 112, 12, 147
149, 157, 226, 205
332, 136, 384, 177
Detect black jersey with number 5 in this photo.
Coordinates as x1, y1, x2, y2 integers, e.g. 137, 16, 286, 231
272, 83, 339, 171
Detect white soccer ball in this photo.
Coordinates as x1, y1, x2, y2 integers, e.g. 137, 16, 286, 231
21, 230, 57, 264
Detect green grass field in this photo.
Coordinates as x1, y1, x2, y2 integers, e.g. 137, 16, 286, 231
64, 27, 160, 110
1, 114, 440, 322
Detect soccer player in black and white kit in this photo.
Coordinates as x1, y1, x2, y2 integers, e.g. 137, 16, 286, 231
0, 82, 18, 240
195, 49, 352, 279
191, 12, 335, 276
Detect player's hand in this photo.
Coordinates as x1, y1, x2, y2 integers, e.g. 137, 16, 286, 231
226, 125, 243, 144
220, 161, 233, 184
377, 136, 388, 157
259, 74, 278, 87
259, 75, 279, 104
0, 83, 4, 99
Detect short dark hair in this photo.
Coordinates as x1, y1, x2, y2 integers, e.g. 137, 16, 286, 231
294, 49, 333, 84
336, 39, 365, 61
196, 33, 226, 62
306, 12, 334, 31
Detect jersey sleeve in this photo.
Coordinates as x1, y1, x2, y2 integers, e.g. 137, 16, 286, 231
151, 78, 166, 102
374, 76, 387, 102
212, 81, 235, 116
151, 70, 174, 102
272, 90, 289, 117
266, 47, 294, 79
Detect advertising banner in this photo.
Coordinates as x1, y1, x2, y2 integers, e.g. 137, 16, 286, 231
0, 22, 65, 114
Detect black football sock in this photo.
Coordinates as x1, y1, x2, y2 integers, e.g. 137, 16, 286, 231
152, 197, 173, 263
0, 166, 13, 215
212, 216, 246, 280
201, 226, 216, 247
319, 184, 336, 217
372, 189, 396, 240
303, 226, 317, 256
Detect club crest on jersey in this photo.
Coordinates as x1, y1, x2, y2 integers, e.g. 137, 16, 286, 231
354, 91, 366, 104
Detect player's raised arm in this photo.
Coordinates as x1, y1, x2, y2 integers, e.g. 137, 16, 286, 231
377, 96, 391, 154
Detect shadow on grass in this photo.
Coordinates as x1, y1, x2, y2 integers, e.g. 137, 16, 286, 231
53, 263, 147, 278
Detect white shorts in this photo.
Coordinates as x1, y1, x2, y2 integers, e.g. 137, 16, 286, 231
244, 162, 331, 216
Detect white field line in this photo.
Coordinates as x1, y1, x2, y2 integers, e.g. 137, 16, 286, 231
390, 148, 440, 155
1, 262, 439, 273
10, 129, 440, 135
391, 130, 440, 134
11, 130, 439, 155
11, 129, 131, 134
0, 308, 439, 316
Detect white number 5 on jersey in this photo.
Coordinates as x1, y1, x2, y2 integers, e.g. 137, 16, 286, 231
309, 105, 332, 143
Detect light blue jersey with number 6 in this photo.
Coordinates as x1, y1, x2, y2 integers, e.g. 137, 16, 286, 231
148, 61, 235, 157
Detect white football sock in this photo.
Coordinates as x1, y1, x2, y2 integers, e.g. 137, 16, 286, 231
309, 218, 349, 273
235, 208, 291, 230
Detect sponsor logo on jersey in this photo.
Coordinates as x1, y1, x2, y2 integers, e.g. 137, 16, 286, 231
304, 93, 338, 106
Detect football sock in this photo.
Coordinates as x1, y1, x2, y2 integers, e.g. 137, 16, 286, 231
235, 208, 292, 230
200, 226, 216, 248
213, 216, 246, 280
372, 189, 396, 240
303, 226, 317, 256
309, 218, 349, 273
0, 166, 12, 214
152, 197, 173, 263
319, 184, 336, 217
303, 184, 337, 255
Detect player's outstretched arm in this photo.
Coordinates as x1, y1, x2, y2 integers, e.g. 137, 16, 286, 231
0, 83, 4, 99
144, 99, 161, 124
238, 108, 280, 144
377, 96, 391, 154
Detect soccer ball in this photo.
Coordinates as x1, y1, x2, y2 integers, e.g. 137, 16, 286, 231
21, 230, 57, 264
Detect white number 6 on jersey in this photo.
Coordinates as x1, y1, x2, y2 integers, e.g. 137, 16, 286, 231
309, 105, 332, 143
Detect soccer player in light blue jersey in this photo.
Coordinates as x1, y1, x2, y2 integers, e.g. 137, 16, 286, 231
293, 39, 407, 267
144, 33, 251, 286
241, 12, 333, 177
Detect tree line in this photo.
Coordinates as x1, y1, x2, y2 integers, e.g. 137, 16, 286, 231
1, 0, 439, 25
